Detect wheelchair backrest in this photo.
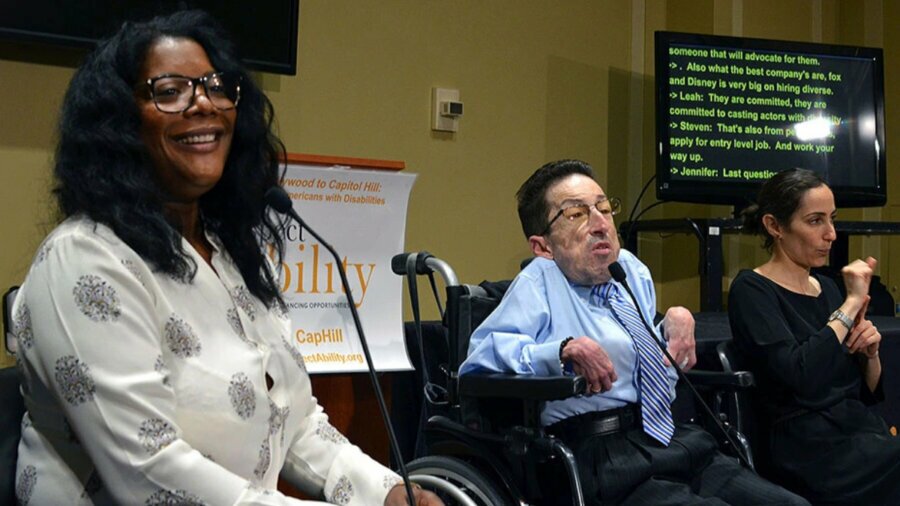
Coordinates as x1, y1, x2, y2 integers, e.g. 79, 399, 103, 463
444, 284, 498, 400
0, 366, 24, 503
3, 287, 19, 355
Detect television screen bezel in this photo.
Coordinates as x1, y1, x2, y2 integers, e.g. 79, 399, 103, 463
654, 31, 887, 209
0, 1, 300, 75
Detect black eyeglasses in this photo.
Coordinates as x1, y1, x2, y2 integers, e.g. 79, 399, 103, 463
141, 71, 242, 113
541, 196, 621, 236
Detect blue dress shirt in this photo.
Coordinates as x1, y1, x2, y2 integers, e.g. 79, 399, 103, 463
459, 249, 678, 426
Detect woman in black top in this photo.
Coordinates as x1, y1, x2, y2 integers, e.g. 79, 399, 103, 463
728, 168, 900, 505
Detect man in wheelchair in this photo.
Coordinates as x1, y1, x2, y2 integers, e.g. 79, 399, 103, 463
459, 159, 807, 505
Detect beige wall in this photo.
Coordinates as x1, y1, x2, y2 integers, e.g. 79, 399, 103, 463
275, 1, 633, 286
1, 1, 898, 367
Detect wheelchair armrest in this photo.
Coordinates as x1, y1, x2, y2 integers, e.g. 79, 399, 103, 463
685, 369, 754, 388
458, 373, 587, 401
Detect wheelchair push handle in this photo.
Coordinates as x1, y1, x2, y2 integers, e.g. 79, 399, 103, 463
392, 252, 460, 287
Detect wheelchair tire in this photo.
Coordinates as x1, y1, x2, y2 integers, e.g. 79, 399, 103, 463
408, 455, 512, 506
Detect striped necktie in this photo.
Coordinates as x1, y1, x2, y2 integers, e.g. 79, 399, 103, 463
598, 283, 674, 446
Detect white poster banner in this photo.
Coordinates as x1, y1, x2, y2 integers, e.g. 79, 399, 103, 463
276, 164, 416, 373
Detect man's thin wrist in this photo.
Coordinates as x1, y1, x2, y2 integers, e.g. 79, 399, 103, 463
559, 336, 575, 374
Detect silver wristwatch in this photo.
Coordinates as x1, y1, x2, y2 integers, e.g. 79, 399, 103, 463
828, 309, 853, 331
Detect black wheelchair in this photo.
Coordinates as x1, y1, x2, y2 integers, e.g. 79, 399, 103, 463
393, 253, 755, 505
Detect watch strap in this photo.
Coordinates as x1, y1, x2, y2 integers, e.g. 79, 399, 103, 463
828, 309, 853, 331
559, 336, 575, 375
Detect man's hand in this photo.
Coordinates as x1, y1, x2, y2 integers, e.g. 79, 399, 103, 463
560, 337, 618, 393
662, 306, 696, 370
384, 483, 444, 506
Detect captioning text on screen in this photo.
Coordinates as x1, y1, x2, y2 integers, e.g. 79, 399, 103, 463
663, 43, 876, 185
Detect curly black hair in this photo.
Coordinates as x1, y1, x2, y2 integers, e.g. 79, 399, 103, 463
54, 9, 286, 307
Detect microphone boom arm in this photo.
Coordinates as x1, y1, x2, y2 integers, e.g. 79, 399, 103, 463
612, 263, 754, 470
266, 188, 418, 504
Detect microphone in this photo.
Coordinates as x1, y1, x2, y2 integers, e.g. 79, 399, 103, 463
608, 261, 753, 469
264, 186, 418, 504
607, 262, 627, 284
264, 184, 295, 214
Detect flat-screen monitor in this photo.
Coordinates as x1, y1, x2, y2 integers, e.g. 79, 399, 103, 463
0, 1, 299, 75
655, 31, 886, 209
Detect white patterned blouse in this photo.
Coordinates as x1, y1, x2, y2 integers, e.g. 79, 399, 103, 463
12, 216, 401, 505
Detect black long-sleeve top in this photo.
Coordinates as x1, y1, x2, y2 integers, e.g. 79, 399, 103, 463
728, 269, 882, 422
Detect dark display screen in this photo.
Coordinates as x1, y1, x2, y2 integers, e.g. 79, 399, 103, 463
0, 1, 299, 75
655, 31, 886, 208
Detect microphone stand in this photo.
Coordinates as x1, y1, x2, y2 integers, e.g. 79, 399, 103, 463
267, 190, 418, 505
611, 263, 754, 470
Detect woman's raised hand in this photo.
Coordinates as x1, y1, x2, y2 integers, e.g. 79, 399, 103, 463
841, 257, 877, 310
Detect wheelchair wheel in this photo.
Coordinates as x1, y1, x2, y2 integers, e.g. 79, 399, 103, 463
408, 455, 512, 506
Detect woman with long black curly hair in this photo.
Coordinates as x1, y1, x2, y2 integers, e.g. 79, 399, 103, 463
12, 10, 439, 506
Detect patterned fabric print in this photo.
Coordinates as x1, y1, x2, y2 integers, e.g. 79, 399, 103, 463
272, 301, 289, 321
120, 259, 145, 285
164, 315, 202, 358
81, 470, 103, 499
14, 303, 34, 350
228, 372, 256, 419
16, 465, 37, 505
246, 483, 275, 496
54, 355, 96, 405
138, 418, 177, 455
253, 438, 271, 480
268, 399, 290, 445
281, 336, 307, 373
73, 274, 122, 322
154, 355, 171, 387
226, 307, 252, 345
330, 476, 354, 505
35, 243, 52, 263
145, 489, 206, 506
230, 286, 257, 321
267, 399, 290, 435
383, 474, 403, 489
315, 420, 349, 445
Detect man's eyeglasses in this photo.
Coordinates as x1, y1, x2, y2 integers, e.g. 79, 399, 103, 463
541, 197, 621, 236
141, 71, 242, 114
